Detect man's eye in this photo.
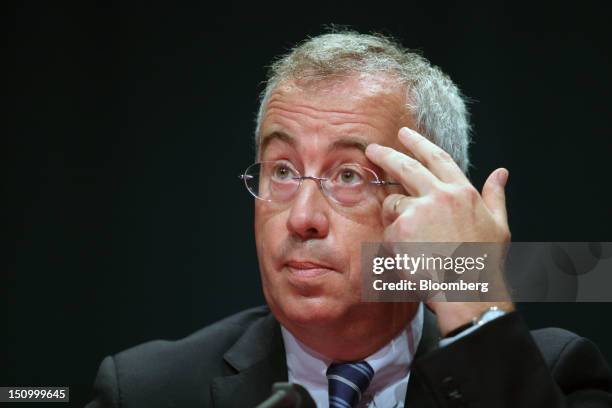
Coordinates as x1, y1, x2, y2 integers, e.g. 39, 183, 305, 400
337, 169, 363, 185
272, 165, 294, 180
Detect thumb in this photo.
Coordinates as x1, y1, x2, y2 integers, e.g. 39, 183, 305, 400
481, 168, 509, 226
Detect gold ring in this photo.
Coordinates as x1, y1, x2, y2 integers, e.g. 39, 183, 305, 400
393, 197, 404, 213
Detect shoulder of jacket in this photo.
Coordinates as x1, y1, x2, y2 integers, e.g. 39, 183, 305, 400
530, 326, 582, 367
108, 305, 272, 404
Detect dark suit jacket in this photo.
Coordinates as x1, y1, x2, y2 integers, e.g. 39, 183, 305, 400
86, 306, 612, 407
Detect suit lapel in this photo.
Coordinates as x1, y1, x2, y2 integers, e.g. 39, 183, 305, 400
210, 307, 440, 407
404, 307, 440, 407
211, 312, 287, 407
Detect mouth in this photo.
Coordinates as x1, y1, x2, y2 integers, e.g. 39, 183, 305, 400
285, 260, 336, 279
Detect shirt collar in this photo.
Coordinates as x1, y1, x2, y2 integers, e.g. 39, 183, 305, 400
281, 303, 424, 394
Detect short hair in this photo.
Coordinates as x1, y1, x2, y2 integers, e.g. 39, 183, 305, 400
255, 30, 472, 172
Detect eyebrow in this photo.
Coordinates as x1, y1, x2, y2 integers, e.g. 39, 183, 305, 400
259, 131, 368, 156
260, 131, 295, 154
329, 136, 368, 153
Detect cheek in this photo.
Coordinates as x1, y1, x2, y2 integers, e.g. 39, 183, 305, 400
336, 204, 386, 275
255, 203, 287, 268
340, 199, 386, 238
255, 201, 284, 232
255, 205, 283, 306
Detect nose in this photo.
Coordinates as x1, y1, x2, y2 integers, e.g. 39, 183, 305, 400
286, 178, 330, 240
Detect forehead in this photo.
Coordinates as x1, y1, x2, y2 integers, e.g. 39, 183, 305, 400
259, 74, 411, 154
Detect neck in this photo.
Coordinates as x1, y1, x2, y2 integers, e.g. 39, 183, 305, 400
281, 302, 418, 361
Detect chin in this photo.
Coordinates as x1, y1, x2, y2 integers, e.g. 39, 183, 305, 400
269, 293, 350, 329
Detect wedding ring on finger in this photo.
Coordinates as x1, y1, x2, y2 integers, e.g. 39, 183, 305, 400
393, 196, 406, 213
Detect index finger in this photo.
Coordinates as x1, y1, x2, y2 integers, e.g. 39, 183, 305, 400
365, 143, 441, 196
398, 127, 468, 184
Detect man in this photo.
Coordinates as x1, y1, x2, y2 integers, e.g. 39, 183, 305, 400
87, 31, 612, 407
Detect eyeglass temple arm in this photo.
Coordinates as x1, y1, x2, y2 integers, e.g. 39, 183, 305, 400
370, 180, 401, 186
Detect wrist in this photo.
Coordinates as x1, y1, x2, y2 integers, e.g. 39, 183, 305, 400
433, 302, 515, 337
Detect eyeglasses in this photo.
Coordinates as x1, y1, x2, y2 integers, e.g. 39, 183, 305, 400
239, 161, 400, 206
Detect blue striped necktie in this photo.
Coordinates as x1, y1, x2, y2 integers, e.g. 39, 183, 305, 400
326, 361, 374, 408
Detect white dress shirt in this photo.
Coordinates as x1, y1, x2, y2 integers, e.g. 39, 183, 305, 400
281, 303, 424, 408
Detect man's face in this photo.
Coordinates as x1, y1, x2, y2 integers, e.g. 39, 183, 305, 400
255, 74, 413, 331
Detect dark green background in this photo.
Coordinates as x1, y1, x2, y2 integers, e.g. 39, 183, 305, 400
8, 3, 612, 407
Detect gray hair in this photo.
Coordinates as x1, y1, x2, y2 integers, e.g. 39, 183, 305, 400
255, 30, 471, 172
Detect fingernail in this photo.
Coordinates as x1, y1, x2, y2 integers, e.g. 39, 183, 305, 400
398, 127, 412, 140
497, 168, 509, 186
366, 143, 382, 154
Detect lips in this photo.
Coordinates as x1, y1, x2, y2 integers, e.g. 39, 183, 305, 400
285, 260, 335, 279
286, 261, 332, 269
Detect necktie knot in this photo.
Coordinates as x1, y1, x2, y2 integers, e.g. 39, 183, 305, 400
327, 361, 374, 408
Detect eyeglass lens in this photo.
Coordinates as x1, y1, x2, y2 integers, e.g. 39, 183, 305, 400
243, 161, 379, 205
